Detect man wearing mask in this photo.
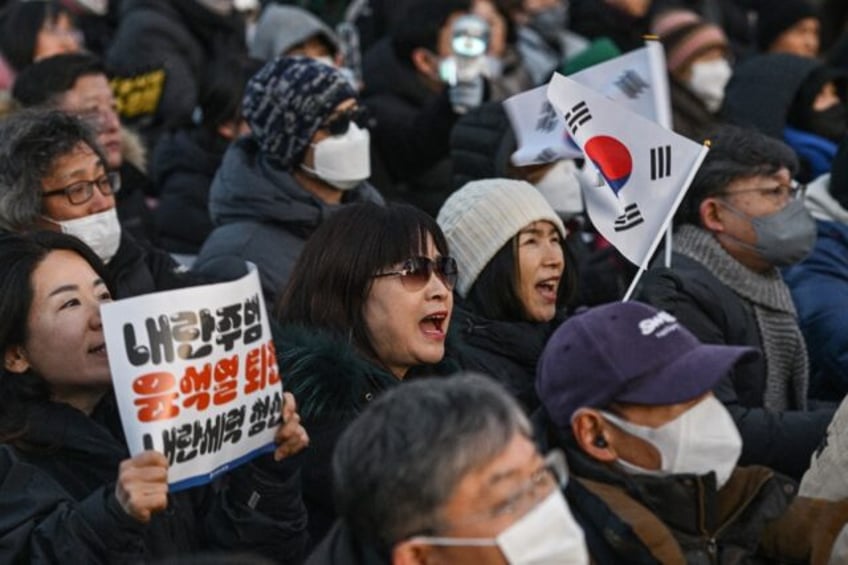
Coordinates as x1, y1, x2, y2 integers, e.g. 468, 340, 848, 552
0, 108, 194, 298
307, 373, 589, 564
535, 301, 848, 563
651, 9, 733, 141
638, 125, 834, 481
193, 56, 383, 304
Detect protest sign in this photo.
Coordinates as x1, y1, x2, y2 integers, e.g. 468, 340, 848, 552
101, 267, 281, 491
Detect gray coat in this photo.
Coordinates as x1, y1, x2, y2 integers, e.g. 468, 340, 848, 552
193, 138, 383, 304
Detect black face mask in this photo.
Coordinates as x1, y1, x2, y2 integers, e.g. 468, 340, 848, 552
807, 104, 848, 143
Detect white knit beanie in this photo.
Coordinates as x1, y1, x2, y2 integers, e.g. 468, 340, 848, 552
437, 179, 567, 298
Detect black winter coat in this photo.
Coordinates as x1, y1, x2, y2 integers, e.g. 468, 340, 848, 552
0, 396, 308, 564
109, 232, 202, 298
153, 128, 228, 255
638, 253, 833, 480
277, 325, 458, 548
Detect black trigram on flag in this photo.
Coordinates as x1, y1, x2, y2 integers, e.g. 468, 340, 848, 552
564, 101, 592, 136
615, 70, 649, 99
535, 148, 558, 162
650, 145, 672, 180
536, 101, 558, 133
614, 203, 644, 232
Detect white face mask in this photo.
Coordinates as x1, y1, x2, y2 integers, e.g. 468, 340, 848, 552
411, 490, 589, 564
302, 123, 371, 191
44, 208, 122, 264
535, 160, 584, 219
686, 58, 732, 113
600, 396, 742, 489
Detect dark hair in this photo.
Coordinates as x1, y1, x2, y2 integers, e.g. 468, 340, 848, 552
391, 0, 471, 65
0, 231, 113, 445
199, 56, 264, 131
676, 124, 800, 227
277, 202, 449, 364
466, 231, 576, 322
0, 0, 72, 72
332, 373, 531, 550
0, 108, 106, 232
13, 52, 105, 108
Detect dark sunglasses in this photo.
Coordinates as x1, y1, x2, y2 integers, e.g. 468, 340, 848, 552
322, 106, 373, 136
373, 256, 458, 290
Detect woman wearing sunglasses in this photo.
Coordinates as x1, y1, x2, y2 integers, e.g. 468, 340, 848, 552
275, 202, 459, 545
0, 231, 310, 563
437, 179, 574, 413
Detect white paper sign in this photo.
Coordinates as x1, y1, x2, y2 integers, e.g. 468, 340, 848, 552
101, 267, 281, 491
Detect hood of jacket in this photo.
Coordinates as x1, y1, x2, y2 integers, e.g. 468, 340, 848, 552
723, 53, 820, 139
153, 128, 229, 187
208, 137, 383, 228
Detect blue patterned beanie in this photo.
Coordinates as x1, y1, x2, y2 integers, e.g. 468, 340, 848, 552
243, 56, 357, 168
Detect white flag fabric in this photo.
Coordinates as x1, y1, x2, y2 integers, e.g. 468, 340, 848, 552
504, 85, 583, 166
570, 40, 672, 128
546, 73, 708, 267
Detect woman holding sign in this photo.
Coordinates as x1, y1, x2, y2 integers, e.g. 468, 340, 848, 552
0, 231, 309, 563
276, 202, 460, 544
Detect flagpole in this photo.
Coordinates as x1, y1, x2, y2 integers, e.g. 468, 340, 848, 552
623, 142, 710, 302
644, 36, 676, 269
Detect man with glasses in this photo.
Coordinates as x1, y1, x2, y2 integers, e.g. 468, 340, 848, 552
13, 52, 158, 245
193, 56, 383, 304
306, 373, 589, 564
0, 108, 195, 298
638, 124, 834, 481
536, 301, 848, 563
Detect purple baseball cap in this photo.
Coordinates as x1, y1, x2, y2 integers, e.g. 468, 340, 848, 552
536, 301, 758, 429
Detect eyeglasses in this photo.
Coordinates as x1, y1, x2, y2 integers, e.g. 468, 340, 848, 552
373, 256, 458, 291
716, 180, 806, 203
321, 106, 373, 136
42, 171, 121, 205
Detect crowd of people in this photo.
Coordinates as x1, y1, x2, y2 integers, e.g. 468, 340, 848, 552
3, 0, 848, 563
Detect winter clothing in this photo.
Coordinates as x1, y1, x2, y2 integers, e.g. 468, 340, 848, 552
305, 520, 387, 565
436, 178, 566, 299
276, 324, 457, 548
637, 225, 834, 480
249, 5, 340, 61
652, 9, 729, 75
536, 415, 848, 565
193, 137, 383, 305
451, 305, 559, 413
668, 76, 721, 141
517, 23, 589, 87
757, 0, 817, 52
106, 0, 245, 145
152, 128, 228, 255
109, 231, 200, 298
785, 174, 848, 400
0, 394, 308, 564
360, 37, 459, 216
243, 56, 356, 169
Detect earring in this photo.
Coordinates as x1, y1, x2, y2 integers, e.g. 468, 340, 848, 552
593, 435, 608, 448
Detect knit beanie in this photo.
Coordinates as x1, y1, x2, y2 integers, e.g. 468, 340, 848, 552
651, 9, 729, 75
242, 55, 356, 168
249, 5, 339, 61
437, 179, 566, 298
756, 0, 817, 52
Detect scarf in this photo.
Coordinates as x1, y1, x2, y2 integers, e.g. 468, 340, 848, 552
674, 225, 808, 410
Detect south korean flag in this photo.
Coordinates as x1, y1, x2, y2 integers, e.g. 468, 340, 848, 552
547, 73, 709, 267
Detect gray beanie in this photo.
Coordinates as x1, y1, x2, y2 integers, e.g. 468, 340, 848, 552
249, 5, 340, 61
243, 55, 356, 168
437, 179, 567, 298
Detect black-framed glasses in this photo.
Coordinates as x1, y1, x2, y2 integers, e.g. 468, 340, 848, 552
373, 256, 458, 291
321, 105, 373, 136
42, 171, 121, 205
716, 180, 806, 202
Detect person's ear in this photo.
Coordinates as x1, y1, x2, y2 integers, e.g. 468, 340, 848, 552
392, 540, 434, 565
4, 345, 30, 374
411, 47, 440, 80
700, 197, 726, 233
571, 408, 618, 463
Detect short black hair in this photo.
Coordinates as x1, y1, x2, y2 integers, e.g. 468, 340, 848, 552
0, 1, 72, 72
390, 0, 471, 65
676, 124, 800, 227
13, 52, 106, 108
198, 56, 264, 130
